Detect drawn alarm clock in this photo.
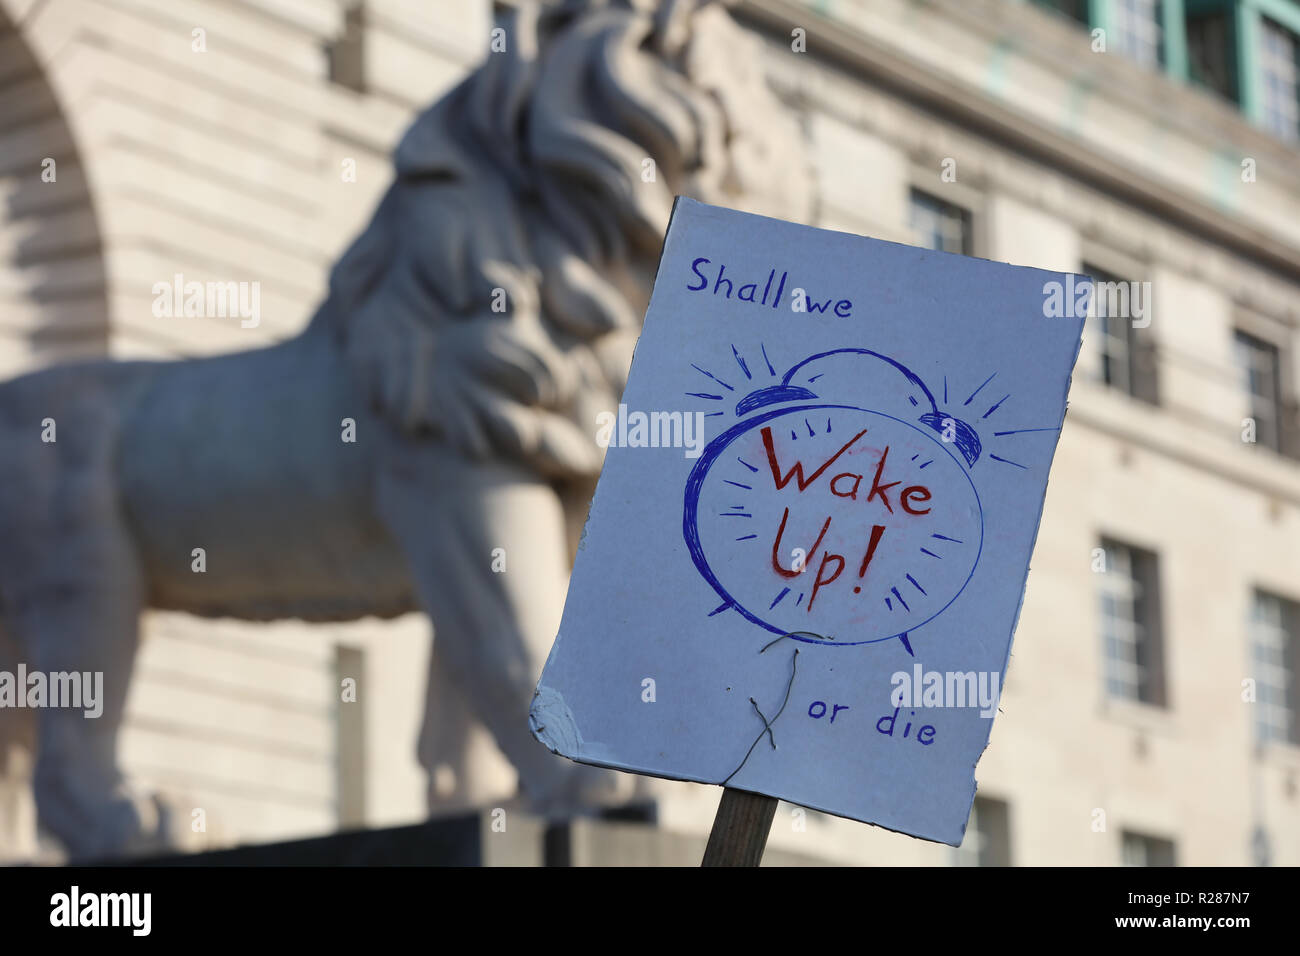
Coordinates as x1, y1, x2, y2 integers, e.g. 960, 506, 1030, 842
683, 347, 987, 653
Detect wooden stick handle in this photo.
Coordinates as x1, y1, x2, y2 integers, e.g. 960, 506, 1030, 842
701, 788, 779, 866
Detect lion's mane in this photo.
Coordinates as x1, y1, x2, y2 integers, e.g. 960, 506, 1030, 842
314, 0, 812, 476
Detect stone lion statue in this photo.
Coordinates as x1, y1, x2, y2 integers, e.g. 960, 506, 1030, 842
0, 0, 811, 859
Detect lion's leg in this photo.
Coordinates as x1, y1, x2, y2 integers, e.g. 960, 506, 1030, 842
378, 449, 619, 817
419, 638, 506, 810
0, 619, 35, 763
12, 519, 161, 860
0, 619, 37, 854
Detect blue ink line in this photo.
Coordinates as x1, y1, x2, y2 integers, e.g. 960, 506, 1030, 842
983, 394, 1011, 419
769, 587, 791, 610
990, 453, 1028, 469
691, 364, 734, 391
899, 634, 915, 657
963, 371, 997, 406
686, 391, 723, 401
920, 547, 942, 559
907, 574, 927, 595
705, 411, 724, 417
908, 395, 918, 406
782, 349, 942, 421
735, 534, 758, 541
724, 480, 753, 490
805, 418, 815, 437
796, 592, 805, 607
911, 454, 919, 461
943, 375, 948, 403
737, 457, 759, 472
919, 459, 934, 469
808, 373, 824, 383
708, 602, 731, 617
885, 597, 893, 611
932, 534, 963, 543
732, 345, 752, 380
826, 418, 831, 433
791, 429, 798, 441
993, 427, 1060, 436
760, 343, 776, 377
891, 587, 910, 612
720, 512, 753, 518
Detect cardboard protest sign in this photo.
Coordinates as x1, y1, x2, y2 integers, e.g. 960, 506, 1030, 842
530, 198, 1086, 845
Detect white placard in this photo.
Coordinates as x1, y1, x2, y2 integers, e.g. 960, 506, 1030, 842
531, 198, 1086, 844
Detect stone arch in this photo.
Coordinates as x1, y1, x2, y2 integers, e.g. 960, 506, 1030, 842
0, 0, 109, 380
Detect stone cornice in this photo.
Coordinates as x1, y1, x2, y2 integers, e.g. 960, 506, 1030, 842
738, 0, 1300, 284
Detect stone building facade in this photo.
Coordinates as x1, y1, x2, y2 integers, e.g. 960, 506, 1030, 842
1, 0, 1297, 865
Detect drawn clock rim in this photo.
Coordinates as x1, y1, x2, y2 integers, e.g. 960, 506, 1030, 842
683, 402, 985, 649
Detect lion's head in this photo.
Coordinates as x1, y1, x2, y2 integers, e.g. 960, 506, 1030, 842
318, 0, 814, 477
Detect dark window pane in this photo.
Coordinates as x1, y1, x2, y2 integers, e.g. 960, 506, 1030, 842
1122, 830, 1177, 866
1187, 10, 1237, 101
909, 190, 973, 256
1032, 0, 1088, 25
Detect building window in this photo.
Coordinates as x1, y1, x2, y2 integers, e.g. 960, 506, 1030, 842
1260, 18, 1300, 142
1186, 8, 1236, 101
1083, 263, 1157, 403
1031, 0, 1088, 24
1234, 330, 1284, 454
325, 3, 366, 93
1085, 265, 1135, 395
1250, 592, 1299, 747
909, 190, 972, 256
1111, 0, 1165, 69
1098, 539, 1166, 707
1122, 830, 1177, 866
334, 644, 366, 826
953, 796, 1012, 866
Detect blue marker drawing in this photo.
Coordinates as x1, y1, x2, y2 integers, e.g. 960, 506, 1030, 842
683, 395, 984, 649
692, 363, 734, 391
983, 394, 1011, 419
963, 372, 996, 407
732, 344, 752, 380
678, 342, 1063, 655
